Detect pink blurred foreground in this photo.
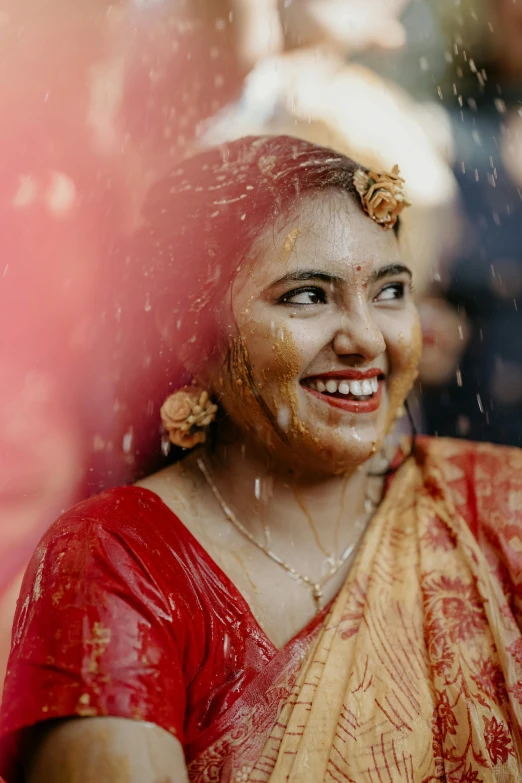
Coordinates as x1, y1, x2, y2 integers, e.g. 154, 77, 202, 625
0, 0, 246, 687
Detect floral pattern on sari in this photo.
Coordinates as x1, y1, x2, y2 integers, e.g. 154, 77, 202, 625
187, 438, 522, 782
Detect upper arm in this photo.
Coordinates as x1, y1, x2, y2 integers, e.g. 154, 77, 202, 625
26, 717, 189, 783
0, 502, 189, 780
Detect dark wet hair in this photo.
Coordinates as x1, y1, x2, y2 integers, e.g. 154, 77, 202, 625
106, 135, 400, 484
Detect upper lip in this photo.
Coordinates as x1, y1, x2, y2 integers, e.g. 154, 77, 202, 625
302, 368, 384, 381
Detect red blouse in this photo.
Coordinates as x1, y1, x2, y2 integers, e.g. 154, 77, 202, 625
0, 487, 324, 782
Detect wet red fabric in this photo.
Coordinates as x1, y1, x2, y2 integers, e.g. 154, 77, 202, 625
0, 486, 295, 782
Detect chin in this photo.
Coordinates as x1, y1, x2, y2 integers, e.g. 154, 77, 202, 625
337, 434, 383, 468
293, 426, 385, 476
280, 395, 389, 471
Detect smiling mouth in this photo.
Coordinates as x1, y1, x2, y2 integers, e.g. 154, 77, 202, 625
301, 373, 385, 413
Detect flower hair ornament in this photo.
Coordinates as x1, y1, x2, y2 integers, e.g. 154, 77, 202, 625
353, 164, 410, 229
161, 387, 218, 449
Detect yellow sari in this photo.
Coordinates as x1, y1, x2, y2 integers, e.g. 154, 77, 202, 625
187, 438, 522, 782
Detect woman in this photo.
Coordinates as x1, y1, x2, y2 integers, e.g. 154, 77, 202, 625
1, 136, 522, 782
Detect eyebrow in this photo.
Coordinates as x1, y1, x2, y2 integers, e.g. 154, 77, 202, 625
271, 263, 412, 287
373, 263, 412, 282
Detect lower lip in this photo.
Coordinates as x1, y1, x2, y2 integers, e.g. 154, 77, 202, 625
303, 382, 383, 413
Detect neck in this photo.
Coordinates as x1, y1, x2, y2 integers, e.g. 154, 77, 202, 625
194, 430, 383, 570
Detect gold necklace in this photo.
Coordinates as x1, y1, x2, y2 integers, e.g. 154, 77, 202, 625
197, 457, 380, 610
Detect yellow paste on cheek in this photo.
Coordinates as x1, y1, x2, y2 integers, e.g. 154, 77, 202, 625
385, 315, 422, 434
271, 326, 307, 435
216, 335, 283, 450
216, 320, 312, 456
211, 225, 307, 449
271, 327, 361, 465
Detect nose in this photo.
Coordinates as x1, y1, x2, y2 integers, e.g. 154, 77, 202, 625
332, 306, 385, 362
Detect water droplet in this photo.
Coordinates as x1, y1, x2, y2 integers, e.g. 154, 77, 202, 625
161, 435, 171, 456
456, 415, 470, 436
223, 632, 231, 658
123, 430, 133, 454
277, 406, 291, 431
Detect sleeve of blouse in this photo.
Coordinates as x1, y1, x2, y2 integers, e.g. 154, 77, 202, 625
0, 494, 187, 783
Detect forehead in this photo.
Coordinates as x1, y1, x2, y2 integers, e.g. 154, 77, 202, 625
246, 190, 402, 288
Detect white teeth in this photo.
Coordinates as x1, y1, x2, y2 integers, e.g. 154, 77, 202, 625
307, 375, 381, 396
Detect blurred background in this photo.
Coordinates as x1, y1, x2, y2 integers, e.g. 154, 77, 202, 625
0, 0, 521, 695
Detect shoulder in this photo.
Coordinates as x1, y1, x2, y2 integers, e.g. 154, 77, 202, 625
39, 485, 180, 555
1, 487, 199, 773
135, 458, 202, 519
135, 458, 223, 552
48, 484, 171, 532
415, 435, 522, 481
13, 483, 214, 673
21, 484, 200, 614
416, 435, 522, 536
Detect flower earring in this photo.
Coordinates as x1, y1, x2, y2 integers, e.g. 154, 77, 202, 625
161, 387, 218, 449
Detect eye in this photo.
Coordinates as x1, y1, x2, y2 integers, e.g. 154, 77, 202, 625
279, 286, 327, 305
374, 282, 406, 302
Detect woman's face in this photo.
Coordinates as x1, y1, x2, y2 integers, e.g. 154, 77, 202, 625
213, 191, 421, 476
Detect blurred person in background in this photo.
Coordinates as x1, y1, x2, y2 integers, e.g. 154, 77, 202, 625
420, 0, 522, 445
207, 0, 459, 299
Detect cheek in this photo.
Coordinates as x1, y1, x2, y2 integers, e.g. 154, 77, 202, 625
385, 311, 422, 420
240, 318, 302, 404
217, 313, 309, 443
